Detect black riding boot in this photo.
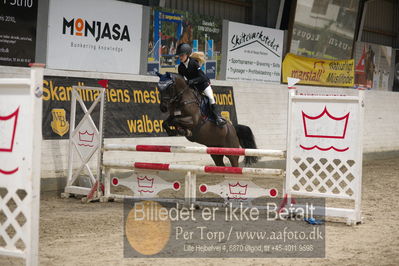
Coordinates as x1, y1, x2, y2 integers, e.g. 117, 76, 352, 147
211, 104, 226, 127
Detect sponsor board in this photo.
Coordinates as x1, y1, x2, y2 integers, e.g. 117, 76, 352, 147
147, 7, 222, 78
47, 0, 142, 74
282, 53, 354, 87
354, 41, 392, 90
0, 0, 38, 66
42, 76, 237, 139
225, 21, 284, 83
290, 0, 359, 60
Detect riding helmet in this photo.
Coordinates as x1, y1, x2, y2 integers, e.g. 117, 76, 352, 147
176, 43, 192, 56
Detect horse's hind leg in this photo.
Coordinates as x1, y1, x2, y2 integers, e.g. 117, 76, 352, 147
211, 155, 225, 166
226, 155, 239, 167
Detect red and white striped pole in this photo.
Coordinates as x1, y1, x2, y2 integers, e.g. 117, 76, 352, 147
103, 161, 284, 177
104, 144, 286, 158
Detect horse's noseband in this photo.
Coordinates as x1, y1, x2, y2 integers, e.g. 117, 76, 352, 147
157, 74, 191, 107
158, 79, 174, 91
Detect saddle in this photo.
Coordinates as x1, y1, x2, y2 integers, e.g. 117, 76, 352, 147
194, 89, 217, 124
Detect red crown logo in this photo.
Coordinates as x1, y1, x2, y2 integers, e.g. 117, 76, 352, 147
228, 182, 248, 195
78, 130, 94, 142
137, 176, 154, 188
0, 107, 19, 152
302, 107, 350, 139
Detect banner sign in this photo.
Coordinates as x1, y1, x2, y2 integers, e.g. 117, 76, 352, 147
147, 7, 222, 78
225, 21, 284, 83
282, 53, 354, 87
42, 76, 238, 139
47, 0, 142, 74
0, 0, 38, 66
354, 41, 392, 90
290, 0, 359, 60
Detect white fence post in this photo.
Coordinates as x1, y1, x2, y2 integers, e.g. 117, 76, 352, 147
0, 63, 44, 265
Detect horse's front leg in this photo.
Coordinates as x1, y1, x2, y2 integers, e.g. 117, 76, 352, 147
162, 115, 178, 136
172, 115, 194, 136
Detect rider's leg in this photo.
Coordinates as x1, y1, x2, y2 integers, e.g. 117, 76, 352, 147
203, 85, 226, 127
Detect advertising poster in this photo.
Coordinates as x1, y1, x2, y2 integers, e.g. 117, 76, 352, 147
0, 0, 38, 66
290, 0, 359, 60
147, 7, 222, 79
282, 53, 354, 87
42, 76, 237, 139
47, 0, 142, 74
225, 21, 284, 83
354, 42, 392, 90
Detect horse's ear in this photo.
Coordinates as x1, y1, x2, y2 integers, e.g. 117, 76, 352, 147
155, 72, 162, 78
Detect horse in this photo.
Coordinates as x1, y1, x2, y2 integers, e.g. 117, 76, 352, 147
157, 72, 258, 167
177, 22, 193, 47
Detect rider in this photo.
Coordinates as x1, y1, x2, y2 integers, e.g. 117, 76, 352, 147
175, 43, 226, 127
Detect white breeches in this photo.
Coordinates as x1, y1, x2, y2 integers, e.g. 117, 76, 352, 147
203, 85, 216, 104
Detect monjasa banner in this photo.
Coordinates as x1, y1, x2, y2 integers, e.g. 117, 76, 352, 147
42, 76, 238, 139
46, 0, 143, 74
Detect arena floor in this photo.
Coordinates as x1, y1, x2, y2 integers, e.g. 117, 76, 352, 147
2, 156, 399, 266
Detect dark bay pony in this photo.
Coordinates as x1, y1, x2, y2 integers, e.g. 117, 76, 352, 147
157, 72, 258, 167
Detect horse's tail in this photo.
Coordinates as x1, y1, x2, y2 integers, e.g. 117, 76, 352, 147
234, 124, 259, 166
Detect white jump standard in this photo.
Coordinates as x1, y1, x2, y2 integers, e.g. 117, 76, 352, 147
0, 64, 44, 266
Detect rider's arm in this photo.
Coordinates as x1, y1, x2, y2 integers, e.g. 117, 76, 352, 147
178, 64, 185, 77
188, 59, 209, 85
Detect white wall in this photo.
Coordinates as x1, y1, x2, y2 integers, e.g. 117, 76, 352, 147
1, 66, 399, 181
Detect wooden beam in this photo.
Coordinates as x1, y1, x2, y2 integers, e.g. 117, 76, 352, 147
363, 27, 396, 37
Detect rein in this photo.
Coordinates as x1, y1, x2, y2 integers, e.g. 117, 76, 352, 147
168, 85, 199, 108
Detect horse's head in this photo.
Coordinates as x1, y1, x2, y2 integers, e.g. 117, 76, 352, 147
156, 72, 188, 113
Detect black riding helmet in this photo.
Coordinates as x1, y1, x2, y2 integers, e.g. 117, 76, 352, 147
176, 43, 192, 56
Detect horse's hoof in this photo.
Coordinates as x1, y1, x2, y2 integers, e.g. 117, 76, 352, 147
216, 121, 226, 128
177, 128, 186, 135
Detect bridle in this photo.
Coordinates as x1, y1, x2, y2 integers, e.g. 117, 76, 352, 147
158, 76, 199, 108
169, 85, 189, 105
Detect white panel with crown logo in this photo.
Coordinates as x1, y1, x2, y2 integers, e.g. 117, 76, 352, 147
200, 180, 274, 202
286, 90, 363, 204
293, 101, 359, 159
0, 97, 30, 188
111, 172, 181, 197
72, 118, 99, 163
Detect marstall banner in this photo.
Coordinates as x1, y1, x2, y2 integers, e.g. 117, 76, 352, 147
42, 76, 238, 139
147, 7, 222, 79
0, 0, 38, 66
354, 42, 392, 90
47, 0, 142, 74
282, 53, 354, 87
225, 21, 284, 83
